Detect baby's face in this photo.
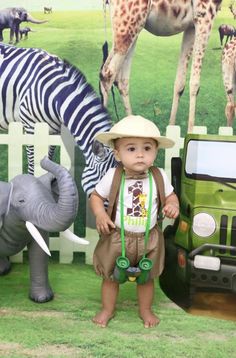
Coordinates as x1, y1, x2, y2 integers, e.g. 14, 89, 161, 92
114, 137, 158, 175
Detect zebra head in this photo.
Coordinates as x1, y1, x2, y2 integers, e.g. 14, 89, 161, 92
81, 140, 117, 196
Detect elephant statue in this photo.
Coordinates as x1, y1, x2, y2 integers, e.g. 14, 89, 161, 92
0, 156, 88, 302
0, 7, 47, 44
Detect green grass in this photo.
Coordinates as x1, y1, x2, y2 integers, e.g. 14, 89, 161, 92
0, 263, 236, 358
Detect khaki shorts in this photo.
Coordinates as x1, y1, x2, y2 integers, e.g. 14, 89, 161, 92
93, 225, 165, 281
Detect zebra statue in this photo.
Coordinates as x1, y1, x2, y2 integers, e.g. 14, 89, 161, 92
0, 43, 116, 194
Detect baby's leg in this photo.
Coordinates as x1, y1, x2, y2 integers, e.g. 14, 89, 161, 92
137, 279, 160, 328
93, 279, 119, 328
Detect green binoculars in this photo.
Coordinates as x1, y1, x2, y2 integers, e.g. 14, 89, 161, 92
113, 256, 153, 284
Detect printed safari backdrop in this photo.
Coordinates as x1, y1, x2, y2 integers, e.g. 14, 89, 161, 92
0, 1, 236, 357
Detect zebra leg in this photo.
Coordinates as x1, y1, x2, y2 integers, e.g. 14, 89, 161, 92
26, 145, 35, 175
48, 145, 56, 161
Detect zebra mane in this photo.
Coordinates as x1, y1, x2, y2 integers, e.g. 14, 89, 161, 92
62, 58, 74, 72
62, 58, 89, 84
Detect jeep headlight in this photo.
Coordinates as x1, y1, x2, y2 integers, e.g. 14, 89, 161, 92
192, 213, 216, 237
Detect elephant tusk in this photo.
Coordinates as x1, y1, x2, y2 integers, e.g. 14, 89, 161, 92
62, 229, 89, 245
25, 221, 51, 256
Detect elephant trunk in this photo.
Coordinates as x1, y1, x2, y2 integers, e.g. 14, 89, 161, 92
38, 157, 78, 232
27, 14, 48, 24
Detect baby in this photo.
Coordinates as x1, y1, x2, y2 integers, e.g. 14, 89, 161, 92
90, 115, 179, 328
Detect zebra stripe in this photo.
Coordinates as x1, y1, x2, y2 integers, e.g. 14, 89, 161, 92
0, 43, 116, 194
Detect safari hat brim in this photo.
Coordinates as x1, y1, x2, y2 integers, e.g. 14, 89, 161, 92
94, 115, 175, 149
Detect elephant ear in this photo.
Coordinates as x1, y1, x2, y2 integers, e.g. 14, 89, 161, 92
0, 182, 13, 229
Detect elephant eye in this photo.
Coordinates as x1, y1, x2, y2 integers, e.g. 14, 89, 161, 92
19, 199, 25, 203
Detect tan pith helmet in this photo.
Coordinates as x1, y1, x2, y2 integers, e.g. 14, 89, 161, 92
94, 115, 175, 149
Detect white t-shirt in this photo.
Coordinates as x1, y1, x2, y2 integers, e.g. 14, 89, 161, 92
95, 168, 173, 233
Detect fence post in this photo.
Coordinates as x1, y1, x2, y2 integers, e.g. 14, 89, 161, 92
8, 123, 24, 179
8, 124, 24, 262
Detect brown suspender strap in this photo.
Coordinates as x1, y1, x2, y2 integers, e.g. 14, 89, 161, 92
107, 164, 124, 221
149, 166, 166, 211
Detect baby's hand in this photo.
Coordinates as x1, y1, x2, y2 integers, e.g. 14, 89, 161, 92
96, 212, 116, 235
162, 202, 179, 219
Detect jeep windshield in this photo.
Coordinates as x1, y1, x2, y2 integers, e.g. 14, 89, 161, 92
185, 139, 236, 182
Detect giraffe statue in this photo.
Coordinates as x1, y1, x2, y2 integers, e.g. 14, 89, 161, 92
100, 0, 222, 132
222, 37, 236, 127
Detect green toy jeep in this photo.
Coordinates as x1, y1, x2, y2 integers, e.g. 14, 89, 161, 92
159, 133, 236, 307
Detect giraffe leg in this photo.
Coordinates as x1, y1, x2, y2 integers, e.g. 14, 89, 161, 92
100, 50, 127, 108
100, 0, 149, 111
187, 3, 219, 132
169, 27, 195, 126
115, 40, 138, 115
222, 53, 235, 127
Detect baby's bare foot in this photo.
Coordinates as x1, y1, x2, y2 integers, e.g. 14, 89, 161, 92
139, 309, 160, 328
92, 310, 114, 328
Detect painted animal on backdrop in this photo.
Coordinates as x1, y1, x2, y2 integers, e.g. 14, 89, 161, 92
0, 43, 116, 195
219, 24, 236, 47
19, 27, 33, 40
0, 157, 88, 302
222, 37, 236, 126
229, 3, 236, 19
44, 7, 53, 14
0, 7, 47, 44
100, 0, 222, 132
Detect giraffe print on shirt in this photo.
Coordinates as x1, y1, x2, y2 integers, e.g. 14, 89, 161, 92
127, 181, 148, 217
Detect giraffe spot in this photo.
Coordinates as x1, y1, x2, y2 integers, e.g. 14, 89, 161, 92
172, 6, 181, 18
181, 9, 187, 20
213, 0, 222, 5
178, 88, 185, 97
160, 0, 168, 14
209, 6, 215, 19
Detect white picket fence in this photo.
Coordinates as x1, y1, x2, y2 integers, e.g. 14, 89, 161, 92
0, 123, 234, 265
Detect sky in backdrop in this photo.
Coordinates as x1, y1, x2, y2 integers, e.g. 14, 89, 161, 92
2, 0, 103, 11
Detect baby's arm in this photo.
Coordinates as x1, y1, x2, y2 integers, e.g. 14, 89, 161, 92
163, 192, 179, 219
90, 192, 116, 235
